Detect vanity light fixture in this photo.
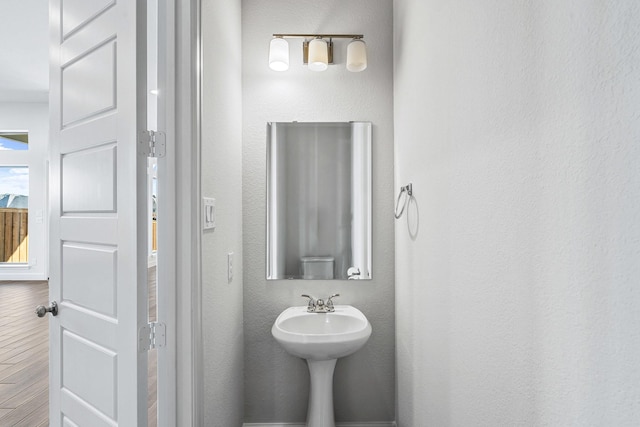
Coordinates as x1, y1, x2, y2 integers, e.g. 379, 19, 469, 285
307, 38, 329, 71
268, 36, 290, 71
346, 37, 367, 72
268, 34, 367, 72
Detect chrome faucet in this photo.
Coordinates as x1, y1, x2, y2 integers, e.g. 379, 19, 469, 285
301, 294, 340, 313
325, 294, 339, 312
301, 294, 316, 312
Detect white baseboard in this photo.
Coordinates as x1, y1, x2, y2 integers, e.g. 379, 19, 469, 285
243, 422, 396, 427
0, 272, 48, 281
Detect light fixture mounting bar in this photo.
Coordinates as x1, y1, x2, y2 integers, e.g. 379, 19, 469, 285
272, 34, 363, 39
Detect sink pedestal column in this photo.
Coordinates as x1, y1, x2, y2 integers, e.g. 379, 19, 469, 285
306, 358, 337, 427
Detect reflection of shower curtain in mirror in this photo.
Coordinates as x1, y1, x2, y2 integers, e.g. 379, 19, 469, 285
289, 124, 351, 278
266, 122, 372, 280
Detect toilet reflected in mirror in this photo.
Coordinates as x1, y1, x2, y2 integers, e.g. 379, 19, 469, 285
300, 256, 334, 280
266, 121, 372, 280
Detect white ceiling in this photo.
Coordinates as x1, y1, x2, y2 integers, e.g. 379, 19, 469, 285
0, 0, 49, 103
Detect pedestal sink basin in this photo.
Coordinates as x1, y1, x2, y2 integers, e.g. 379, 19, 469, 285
272, 305, 372, 427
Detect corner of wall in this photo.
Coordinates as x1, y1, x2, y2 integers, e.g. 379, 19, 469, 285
200, 0, 245, 425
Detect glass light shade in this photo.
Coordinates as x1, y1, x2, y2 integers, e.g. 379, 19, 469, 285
269, 38, 289, 71
347, 39, 367, 72
308, 39, 328, 71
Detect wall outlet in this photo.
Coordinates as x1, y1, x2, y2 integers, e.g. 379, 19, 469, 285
203, 197, 216, 230
227, 252, 234, 283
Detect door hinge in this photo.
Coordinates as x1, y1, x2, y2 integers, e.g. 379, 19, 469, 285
138, 130, 166, 158
138, 321, 166, 351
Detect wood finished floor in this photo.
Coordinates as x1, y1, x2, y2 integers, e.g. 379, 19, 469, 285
0, 281, 49, 427
0, 268, 158, 426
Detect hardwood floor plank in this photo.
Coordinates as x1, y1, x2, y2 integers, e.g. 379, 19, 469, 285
0, 331, 46, 353
0, 388, 47, 425
1, 341, 48, 365
147, 265, 158, 427
11, 392, 48, 427
0, 355, 48, 388
0, 384, 17, 398
148, 399, 158, 427
0, 281, 49, 426
0, 349, 47, 383
0, 374, 47, 409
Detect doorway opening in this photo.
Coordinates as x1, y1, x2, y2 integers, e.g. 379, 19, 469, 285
0, 0, 168, 424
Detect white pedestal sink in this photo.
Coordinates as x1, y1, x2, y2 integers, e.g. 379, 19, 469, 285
271, 305, 372, 427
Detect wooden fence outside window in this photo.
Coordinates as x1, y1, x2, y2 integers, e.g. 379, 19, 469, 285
0, 208, 28, 263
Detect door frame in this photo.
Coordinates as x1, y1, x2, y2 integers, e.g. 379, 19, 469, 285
174, 0, 203, 425
155, 0, 204, 425
156, 0, 178, 425
119, 0, 203, 423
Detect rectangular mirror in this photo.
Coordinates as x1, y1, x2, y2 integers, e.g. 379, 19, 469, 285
266, 122, 372, 280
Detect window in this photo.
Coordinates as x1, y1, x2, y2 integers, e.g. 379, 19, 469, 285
0, 132, 29, 151
0, 166, 29, 263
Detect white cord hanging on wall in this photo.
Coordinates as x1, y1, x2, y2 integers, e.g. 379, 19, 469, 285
394, 183, 412, 219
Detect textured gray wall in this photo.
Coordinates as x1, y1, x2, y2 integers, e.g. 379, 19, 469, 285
242, 0, 395, 423
394, 0, 640, 425
201, 0, 244, 426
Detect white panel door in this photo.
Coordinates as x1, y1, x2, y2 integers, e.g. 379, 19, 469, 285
48, 0, 148, 426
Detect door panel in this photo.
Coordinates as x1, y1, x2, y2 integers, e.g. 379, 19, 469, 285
61, 0, 117, 38
62, 330, 117, 418
61, 40, 116, 126
62, 243, 117, 316
49, 0, 147, 425
61, 144, 117, 212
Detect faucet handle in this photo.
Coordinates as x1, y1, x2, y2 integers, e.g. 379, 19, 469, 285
301, 294, 316, 312
326, 293, 340, 311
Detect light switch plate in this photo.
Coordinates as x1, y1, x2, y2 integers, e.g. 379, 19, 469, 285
203, 197, 216, 230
